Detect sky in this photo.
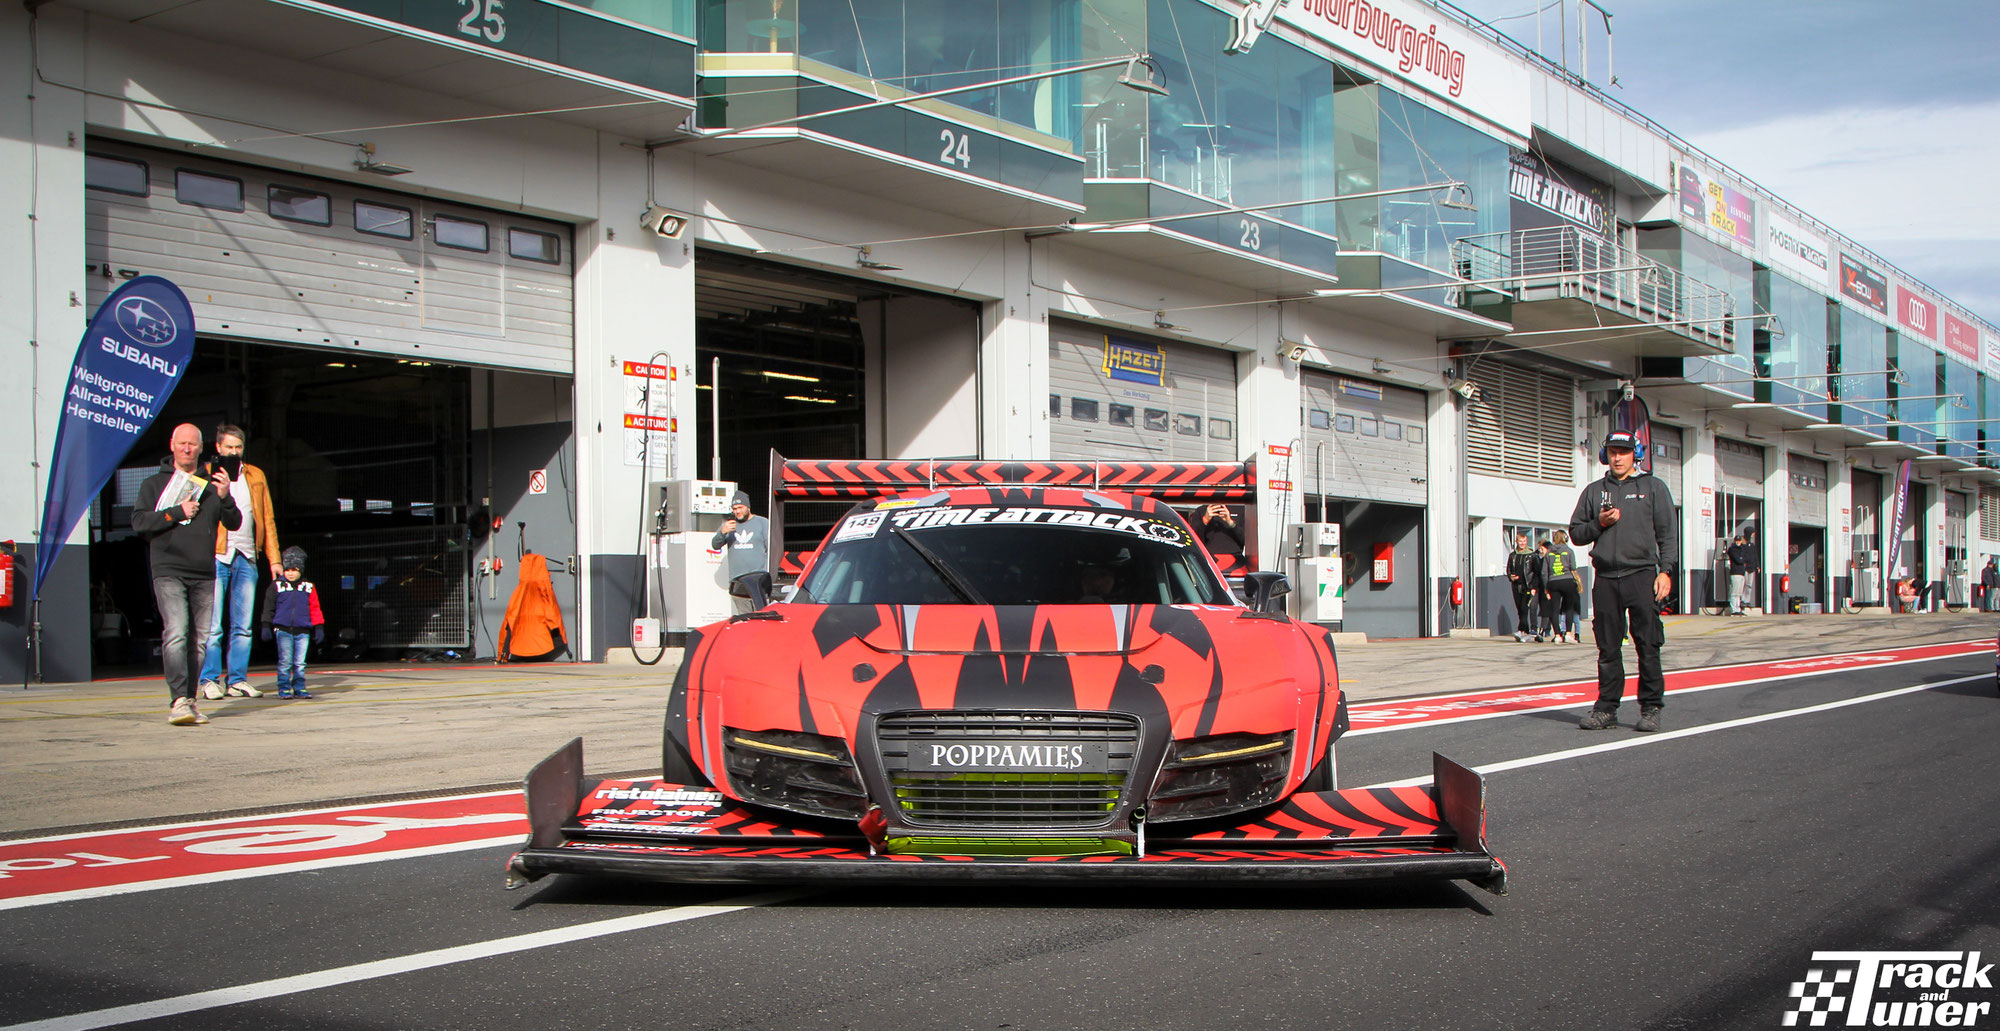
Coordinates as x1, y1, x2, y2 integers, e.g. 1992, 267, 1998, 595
1443, 0, 2000, 328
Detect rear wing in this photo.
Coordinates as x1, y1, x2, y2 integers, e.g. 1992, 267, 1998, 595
767, 451, 1261, 578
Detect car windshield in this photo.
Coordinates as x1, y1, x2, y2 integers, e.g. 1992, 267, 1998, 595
796, 504, 1233, 606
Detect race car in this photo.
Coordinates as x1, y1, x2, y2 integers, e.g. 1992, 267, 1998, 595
508, 482, 1504, 892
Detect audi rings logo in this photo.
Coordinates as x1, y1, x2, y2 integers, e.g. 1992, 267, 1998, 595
115, 296, 178, 347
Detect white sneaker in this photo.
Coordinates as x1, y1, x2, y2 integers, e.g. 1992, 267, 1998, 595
199, 681, 225, 700
225, 682, 262, 698
1514, 631, 1527, 642
169, 698, 197, 725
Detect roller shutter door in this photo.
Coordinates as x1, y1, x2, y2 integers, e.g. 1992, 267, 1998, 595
1787, 453, 1828, 526
1048, 322, 1239, 461
1716, 437, 1765, 497
1649, 424, 1684, 503
85, 139, 574, 372
1300, 371, 1429, 506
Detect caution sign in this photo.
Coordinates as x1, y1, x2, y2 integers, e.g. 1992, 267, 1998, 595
528, 469, 548, 495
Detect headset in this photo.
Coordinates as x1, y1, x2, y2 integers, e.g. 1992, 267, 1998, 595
1598, 435, 1648, 465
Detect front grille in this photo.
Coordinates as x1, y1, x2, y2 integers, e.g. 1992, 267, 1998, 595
875, 711, 1141, 829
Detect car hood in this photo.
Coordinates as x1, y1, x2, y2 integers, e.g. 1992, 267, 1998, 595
697, 603, 1332, 743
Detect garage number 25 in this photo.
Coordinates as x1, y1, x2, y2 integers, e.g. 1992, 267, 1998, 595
458, 0, 506, 43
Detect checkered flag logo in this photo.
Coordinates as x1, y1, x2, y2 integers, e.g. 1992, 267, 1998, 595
1784, 967, 1853, 1027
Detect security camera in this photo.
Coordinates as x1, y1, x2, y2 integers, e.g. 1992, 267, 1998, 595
1281, 343, 1309, 363
1454, 381, 1481, 401
1621, 381, 1635, 401
641, 204, 688, 239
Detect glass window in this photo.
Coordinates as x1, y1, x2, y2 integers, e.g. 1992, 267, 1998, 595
1407, 424, 1423, 445
1641, 227, 1755, 394
1208, 417, 1232, 440
355, 201, 414, 239
175, 169, 244, 211
508, 227, 561, 263
1143, 409, 1169, 431
1943, 352, 1978, 457
569, 0, 693, 35
86, 155, 149, 196
1050, 393, 1061, 419
1757, 269, 1829, 416
1308, 409, 1332, 429
433, 214, 489, 252
1892, 338, 1939, 450
1174, 413, 1201, 436
1383, 421, 1402, 441
1337, 85, 1509, 270
1071, 397, 1099, 422
267, 185, 331, 226
1833, 305, 1889, 432
1335, 413, 1355, 433
1358, 417, 1379, 437
1108, 403, 1135, 427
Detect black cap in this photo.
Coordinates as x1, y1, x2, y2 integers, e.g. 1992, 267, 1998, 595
1604, 430, 1637, 451
731, 491, 751, 507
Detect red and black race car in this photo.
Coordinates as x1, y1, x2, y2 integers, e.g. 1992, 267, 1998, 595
508, 480, 1504, 892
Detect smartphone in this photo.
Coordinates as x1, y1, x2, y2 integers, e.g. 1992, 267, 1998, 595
1600, 497, 1615, 512
215, 455, 242, 479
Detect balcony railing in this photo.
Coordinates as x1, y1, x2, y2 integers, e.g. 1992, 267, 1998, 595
1452, 226, 1736, 350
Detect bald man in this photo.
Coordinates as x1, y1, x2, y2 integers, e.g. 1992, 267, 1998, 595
133, 424, 241, 725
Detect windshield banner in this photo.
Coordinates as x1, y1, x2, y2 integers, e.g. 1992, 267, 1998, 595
885, 506, 1190, 546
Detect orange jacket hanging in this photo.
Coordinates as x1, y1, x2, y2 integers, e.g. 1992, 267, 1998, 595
498, 553, 567, 661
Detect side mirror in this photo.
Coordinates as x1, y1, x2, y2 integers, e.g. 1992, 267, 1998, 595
729, 570, 774, 608
1242, 570, 1290, 614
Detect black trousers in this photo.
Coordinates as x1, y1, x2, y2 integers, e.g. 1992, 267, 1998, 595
1512, 586, 1537, 634
1591, 570, 1665, 712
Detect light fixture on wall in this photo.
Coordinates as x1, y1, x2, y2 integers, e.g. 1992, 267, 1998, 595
855, 246, 901, 271
354, 143, 413, 177
1117, 55, 1171, 96
642, 204, 690, 238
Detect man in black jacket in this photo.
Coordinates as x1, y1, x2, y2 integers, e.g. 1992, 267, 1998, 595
133, 423, 241, 726
1569, 431, 1678, 732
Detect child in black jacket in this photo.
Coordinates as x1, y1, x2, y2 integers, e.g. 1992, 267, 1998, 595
259, 546, 325, 699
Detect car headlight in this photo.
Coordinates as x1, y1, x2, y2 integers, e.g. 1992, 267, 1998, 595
722, 728, 868, 819
1147, 730, 1292, 822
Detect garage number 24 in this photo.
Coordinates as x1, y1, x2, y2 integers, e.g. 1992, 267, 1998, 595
938, 129, 973, 170
458, 0, 506, 43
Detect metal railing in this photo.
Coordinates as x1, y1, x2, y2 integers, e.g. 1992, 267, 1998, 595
1452, 225, 1735, 348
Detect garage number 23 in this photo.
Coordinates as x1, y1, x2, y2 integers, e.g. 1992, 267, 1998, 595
458, 0, 506, 43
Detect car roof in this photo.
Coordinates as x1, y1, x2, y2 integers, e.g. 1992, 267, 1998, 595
862, 485, 1184, 517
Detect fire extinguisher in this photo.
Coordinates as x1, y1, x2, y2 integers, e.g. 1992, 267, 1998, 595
1450, 577, 1464, 607
0, 540, 15, 610
1780, 574, 1791, 594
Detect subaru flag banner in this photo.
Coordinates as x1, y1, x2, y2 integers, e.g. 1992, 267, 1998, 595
32, 276, 197, 600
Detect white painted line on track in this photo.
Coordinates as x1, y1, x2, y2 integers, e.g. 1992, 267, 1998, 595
0, 889, 814, 1031
0, 788, 518, 848
1369, 673, 1988, 789
1349, 646, 1985, 736
0, 834, 524, 913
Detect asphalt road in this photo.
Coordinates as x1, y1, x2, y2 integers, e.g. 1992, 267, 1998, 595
4, 649, 1997, 1031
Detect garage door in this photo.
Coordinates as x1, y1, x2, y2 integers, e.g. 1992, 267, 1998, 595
1649, 423, 1685, 503
1301, 371, 1429, 506
1716, 437, 1765, 497
85, 139, 574, 372
1048, 322, 1239, 461
1788, 453, 1828, 526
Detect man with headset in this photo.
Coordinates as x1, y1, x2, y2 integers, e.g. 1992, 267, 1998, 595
1568, 430, 1678, 732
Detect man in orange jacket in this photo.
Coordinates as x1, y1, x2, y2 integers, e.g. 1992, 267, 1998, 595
198, 425, 284, 699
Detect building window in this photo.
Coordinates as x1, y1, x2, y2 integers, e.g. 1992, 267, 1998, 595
1143, 409, 1169, 431
1108, 403, 1135, 427
432, 214, 489, 252
1407, 424, 1424, 444
1208, 417, 1232, 440
1050, 394, 1061, 419
1358, 417, 1379, 437
508, 227, 561, 263
1308, 409, 1331, 429
175, 169, 244, 211
268, 185, 332, 226
356, 201, 414, 239
1071, 397, 1098, 422
86, 155, 149, 196
1467, 362, 1576, 485
1175, 413, 1201, 436
1334, 414, 1355, 433
1383, 422, 1402, 441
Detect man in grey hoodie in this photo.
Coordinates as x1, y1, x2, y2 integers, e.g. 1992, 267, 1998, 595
1568, 430, 1677, 732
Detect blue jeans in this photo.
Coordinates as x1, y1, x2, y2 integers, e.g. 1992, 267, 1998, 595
274, 631, 311, 695
200, 553, 259, 687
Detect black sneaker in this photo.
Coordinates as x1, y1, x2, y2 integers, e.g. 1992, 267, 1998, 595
1578, 709, 1618, 730
1635, 707, 1662, 733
